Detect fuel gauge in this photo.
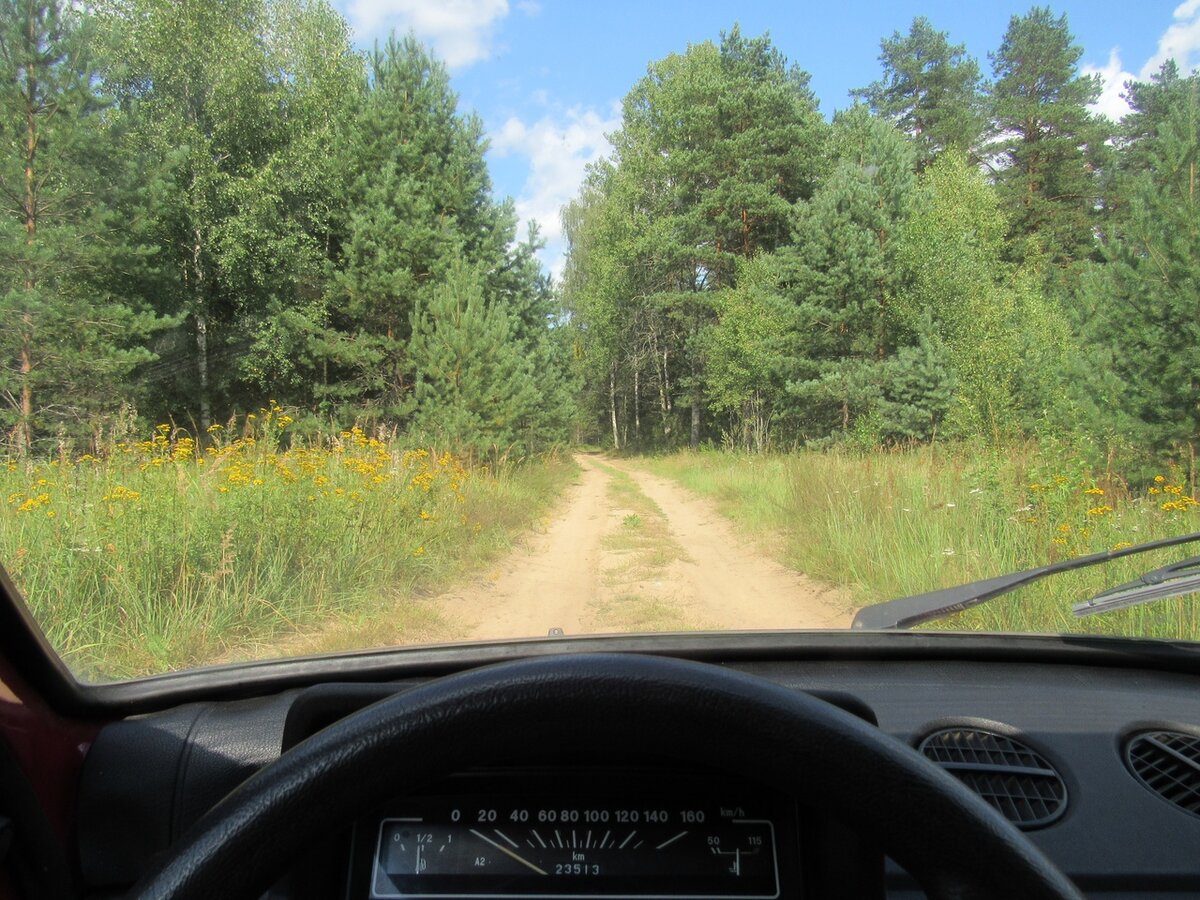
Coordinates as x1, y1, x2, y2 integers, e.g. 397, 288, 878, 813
706, 820, 775, 879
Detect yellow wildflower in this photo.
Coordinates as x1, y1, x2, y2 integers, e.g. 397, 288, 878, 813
102, 485, 141, 503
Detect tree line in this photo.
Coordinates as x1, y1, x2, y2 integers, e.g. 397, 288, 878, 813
562, 12, 1200, 470
1, 0, 574, 459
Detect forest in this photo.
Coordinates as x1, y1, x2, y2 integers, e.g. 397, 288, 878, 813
1, 0, 574, 461
4, 0, 1200, 672
2, 1, 1199, 472
563, 14, 1199, 479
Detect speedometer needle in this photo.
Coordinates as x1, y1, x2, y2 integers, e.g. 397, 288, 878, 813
469, 829, 549, 875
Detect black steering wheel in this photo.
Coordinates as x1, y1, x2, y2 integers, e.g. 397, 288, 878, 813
130, 654, 1083, 899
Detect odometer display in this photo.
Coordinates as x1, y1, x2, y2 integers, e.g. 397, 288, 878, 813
367, 794, 785, 898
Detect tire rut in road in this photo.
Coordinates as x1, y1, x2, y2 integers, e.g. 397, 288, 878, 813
429, 454, 850, 641
603, 459, 851, 630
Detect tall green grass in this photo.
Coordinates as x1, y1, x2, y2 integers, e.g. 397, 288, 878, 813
644, 446, 1200, 641
2, 410, 576, 680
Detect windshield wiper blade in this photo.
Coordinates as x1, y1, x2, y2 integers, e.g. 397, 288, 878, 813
1073, 556, 1200, 618
851, 530, 1200, 630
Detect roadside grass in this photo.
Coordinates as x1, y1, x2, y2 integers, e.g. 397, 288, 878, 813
642, 446, 1200, 641
1, 408, 577, 680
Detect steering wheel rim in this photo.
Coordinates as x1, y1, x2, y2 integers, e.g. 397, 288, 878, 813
130, 653, 1083, 900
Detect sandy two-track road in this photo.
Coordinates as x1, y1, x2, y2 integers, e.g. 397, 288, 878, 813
430, 455, 851, 640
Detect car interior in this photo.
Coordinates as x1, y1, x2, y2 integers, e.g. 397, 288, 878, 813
3, 571, 1200, 900
2, 2, 1199, 900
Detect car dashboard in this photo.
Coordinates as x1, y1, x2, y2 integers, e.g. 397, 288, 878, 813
63, 640, 1200, 900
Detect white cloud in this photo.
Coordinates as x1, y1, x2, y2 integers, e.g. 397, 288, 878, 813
1085, 0, 1200, 122
1082, 48, 1137, 123
491, 103, 620, 281
1141, 0, 1200, 76
515, 0, 541, 15
345, 0, 509, 69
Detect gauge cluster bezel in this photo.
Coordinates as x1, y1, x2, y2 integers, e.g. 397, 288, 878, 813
343, 768, 805, 899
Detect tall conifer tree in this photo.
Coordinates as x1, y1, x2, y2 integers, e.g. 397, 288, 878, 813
987, 6, 1104, 266
854, 17, 986, 169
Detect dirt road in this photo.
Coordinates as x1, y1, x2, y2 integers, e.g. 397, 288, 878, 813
431, 454, 851, 640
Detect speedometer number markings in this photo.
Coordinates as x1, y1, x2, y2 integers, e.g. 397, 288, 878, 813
370, 797, 783, 899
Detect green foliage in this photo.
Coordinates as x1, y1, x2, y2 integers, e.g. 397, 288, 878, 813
0, 0, 162, 451
3, 1, 1196, 479
99, 0, 363, 429
853, 16, 986, 167
0, 3, 573, 456
702, 254, 790, 450
777, 108, 916, 440
319, 34, 492, 417
876, 326, 955, 443
987, 6, 1106, 266
563, 26, 827, 449
309, 35, 570, 453
560, 13, 1192, 468
1079, 64, 1200, 455
408, 262, 539, 461
892, 153, 1023, 437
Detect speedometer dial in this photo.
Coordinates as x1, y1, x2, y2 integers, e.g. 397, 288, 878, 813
369, 795, 783, 898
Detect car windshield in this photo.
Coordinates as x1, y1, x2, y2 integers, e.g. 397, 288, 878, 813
1, 0, 1198, 683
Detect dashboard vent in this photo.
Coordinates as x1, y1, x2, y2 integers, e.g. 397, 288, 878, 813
918, 728, 1067, 829
1125, 731, 1200, 819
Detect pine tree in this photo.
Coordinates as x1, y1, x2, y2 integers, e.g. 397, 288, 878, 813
0, 0, 158, 451
408, 262, 539, 461
776, 107, 916, 439
987, 6, 1105, 266
876, 324, 955, 442
317, 34, 512, 421
489, 224, 577, 452
854, 16, 986, 169
1079, 67, 1200, 453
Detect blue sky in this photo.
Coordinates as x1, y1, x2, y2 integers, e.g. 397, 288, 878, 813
330, 0, 1200, 279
